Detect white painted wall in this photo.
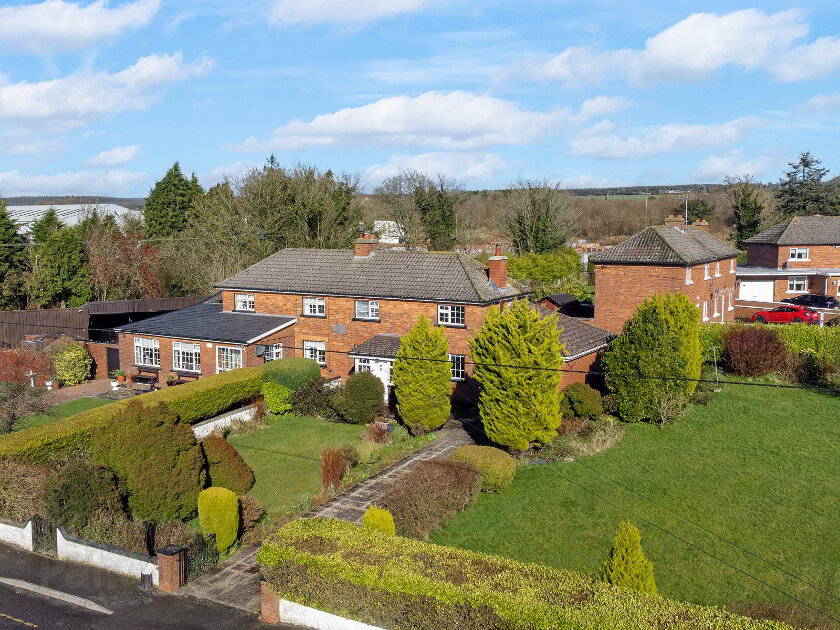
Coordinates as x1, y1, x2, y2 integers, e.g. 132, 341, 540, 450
278, 599, 388, 630
0, 518, 33, 551
192, 404, 257, 439
56, 528, 159, 586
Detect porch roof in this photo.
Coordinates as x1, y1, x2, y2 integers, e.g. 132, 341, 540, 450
349, 334, 402, 359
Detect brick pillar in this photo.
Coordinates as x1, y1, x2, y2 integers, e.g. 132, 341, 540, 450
157, 545, 187, 592
261, 581, 280, 624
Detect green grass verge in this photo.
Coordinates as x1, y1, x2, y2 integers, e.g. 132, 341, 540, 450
15, 397, 110, 431
433, 384, 840, 624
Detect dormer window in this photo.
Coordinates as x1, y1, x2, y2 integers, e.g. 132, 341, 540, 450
234, 293, 255, 312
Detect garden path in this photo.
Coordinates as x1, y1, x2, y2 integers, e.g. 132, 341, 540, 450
41, 379, 113, 405
179, 418, 478, 615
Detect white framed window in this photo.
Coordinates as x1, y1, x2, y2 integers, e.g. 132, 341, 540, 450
304, 340, 326, 366
788, 276, 808, 293
438, 304, 465, 327
355, 300, 380, 320
685, 267, 693, 285
715, 262, 721, 277
728, 290, 734, 311
265, 343, 283, 361
356, 357, 372, 372
216, 346, 242, 373
703, 264, 710, 280
173, 342, 200, 372
133, 337, 160, 367
234, 293, 255, 312
713, 295, 720, 317
303, 297, 326, 317
702, 301, 709, 321
789, 247, 809, 261
449, 354, 466, 381
729, 259, 735, 274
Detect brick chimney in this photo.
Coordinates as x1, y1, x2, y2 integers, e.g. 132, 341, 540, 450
488, 244, 508, 288
664, 215, 685, 228
691, 220, 709, 231
353, 233, 380, 257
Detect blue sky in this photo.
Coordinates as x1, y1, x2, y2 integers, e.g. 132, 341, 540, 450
0, 0, 839, 197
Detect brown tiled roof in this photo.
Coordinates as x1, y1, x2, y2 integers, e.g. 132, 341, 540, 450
593, 226, 738, 266
745, 215, 840, 245
349, 334, 402, 358
216, 248, 528, 304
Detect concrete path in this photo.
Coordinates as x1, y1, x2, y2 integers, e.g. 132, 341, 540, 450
42, 379, 114, 405
180, 419, 477, 615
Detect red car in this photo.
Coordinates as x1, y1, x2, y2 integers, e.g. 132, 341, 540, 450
752, 305, 820, 324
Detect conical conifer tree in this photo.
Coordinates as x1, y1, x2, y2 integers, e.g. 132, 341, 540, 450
600, 521, 657, 596
392, 316, 451, 433
0, 204, 26, 310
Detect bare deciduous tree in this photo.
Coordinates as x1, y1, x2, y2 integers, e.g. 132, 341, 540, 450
500, 179, 579, 254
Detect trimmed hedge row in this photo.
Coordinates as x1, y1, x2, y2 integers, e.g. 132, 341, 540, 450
700, 323, 840, 367
449, 445, 516, 493
258, 519, 791, 630
0, 358, 320, 463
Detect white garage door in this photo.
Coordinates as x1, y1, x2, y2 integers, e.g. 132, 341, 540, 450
738, 280, 774, 302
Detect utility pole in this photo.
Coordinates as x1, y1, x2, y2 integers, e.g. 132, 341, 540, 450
684, 195, 689, 226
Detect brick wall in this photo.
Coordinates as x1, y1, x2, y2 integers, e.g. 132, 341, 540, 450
746, 244, 778, 267
84, 342, 119, 380
560, 352, 603, 390
594, 258, 737, 333
747, 243, 840, 269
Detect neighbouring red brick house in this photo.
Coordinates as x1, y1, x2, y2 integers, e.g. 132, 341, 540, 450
114, 238, 612, 397
593, 220, 739, 333
738, 215, 840, 304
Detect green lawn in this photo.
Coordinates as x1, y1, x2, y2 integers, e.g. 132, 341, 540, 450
433, 385, 840, 623
229, 415, 434, 518
15, 397, 110, 431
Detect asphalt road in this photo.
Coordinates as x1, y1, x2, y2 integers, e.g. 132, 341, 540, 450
0, 544, 286, 629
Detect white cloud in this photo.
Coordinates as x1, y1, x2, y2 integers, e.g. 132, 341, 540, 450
0, 0, 160, 55
801, 92, 840, 112
0, 169, 146, 196
576, 96, 631, 121
267, 0, 435, 27
204, 160, 254, 186
236, 91, 568, 153
362, 152, 506, 187
693, 149, 774, 181
0, 52, 215, 123
569, 117, 761, 159
557, 174, 624, 189
527, 9, 840, 85
86, 144, 140, 166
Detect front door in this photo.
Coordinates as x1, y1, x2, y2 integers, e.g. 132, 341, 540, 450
106, 347, 120, 374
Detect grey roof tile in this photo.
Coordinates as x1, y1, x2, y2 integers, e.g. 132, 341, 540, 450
745, 215, 840, 245
114, 300, 295, 344
593, 226, 738, 266
349, 334, 402, 358
215, 248, 528, 304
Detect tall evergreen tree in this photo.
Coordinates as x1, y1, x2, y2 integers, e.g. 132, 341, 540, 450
392, 316, 452, 434
469, 300, 564, 451
777, 152, 831, 217
144, 162, 202, 238
725, 176, 764, 248
28, 226, 92, 308
672, 199, 714, 224
28, 208, 64, 247
416, 176, 460, 250
0, 203, 26, 310
600, 521, 657, 596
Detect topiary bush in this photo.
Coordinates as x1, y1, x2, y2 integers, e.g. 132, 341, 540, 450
91, 402, 205, 523
0, 458, 56, 522
202, 435, 254, 494
379, 459, 481, 540
45, 461, 122, 533
336, 372, 384, 424
559, 383, 603, 420
262, 357, 322, 392
198, 487, 239, 552
470, 300, 564, 450
600, 521, 657, 596
392, 316, 452, 434
52, 341, 92, 386
261, 380, 292, 414
449, 445, 516, 493
603, 293, 702, 423
724, 326, 786, 376
362, 505, 395, 536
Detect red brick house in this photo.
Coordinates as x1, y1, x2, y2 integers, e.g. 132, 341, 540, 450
114, 238, 612, 396
593, 223, 739, 333
738, 215, 840, 303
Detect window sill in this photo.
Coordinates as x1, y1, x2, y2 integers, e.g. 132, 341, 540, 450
786, 291, 808, 294
133, 364, 160, 371
299, 313, 327, 319
438, 323, 466, 329
788, 259, 810, 263
714, 274, 721, 278
702, 317, 709, 322
352, 318, 381, 323
704, 276, 711, 281
685, 280, 694, 285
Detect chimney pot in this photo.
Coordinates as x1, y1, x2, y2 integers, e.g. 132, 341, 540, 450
691, 220, 709, 231
353, 235, 380, 257
664, 215, 685, 228
488, 246, 508, 288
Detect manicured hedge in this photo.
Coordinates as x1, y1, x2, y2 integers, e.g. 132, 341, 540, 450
258, 518, 792, 630
198, 487, 239, 552
262, 358, 321, 392
449, 445, 516, 493
202, 435, 255, 494
700, 323, 840, 368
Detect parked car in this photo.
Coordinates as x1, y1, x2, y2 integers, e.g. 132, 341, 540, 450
752, 305, 820, 324
781, 294, 839, 309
